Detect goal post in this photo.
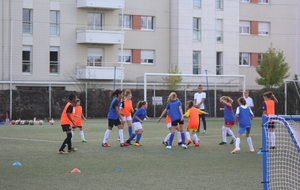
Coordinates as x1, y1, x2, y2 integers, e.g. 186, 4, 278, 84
143, 73, 246, 116
261, 115, 300, 190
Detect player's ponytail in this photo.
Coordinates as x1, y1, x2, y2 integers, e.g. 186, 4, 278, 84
187, 100, 194, 109
110, 89, 123, 98
136, 101, 147, 110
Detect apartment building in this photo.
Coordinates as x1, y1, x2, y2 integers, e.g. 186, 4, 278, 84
0, 0, 299, 91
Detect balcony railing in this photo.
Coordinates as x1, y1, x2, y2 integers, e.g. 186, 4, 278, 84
76, 30, 123, 44
77, 0, 124, 9
76, 66, 124, 80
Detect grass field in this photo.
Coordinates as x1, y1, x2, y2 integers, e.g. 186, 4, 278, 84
0, 117, 263, 190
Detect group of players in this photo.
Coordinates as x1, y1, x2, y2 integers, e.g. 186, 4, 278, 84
57, 85, 278, 154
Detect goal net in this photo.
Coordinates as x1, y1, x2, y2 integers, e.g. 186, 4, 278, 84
261, 115, 300, 190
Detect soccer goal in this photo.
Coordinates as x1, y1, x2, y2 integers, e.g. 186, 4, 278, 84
261, 115, 300, 190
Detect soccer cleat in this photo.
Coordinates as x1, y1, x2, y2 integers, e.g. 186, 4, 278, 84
250, 148, 255, 152
126, 140, 133, 145
134, 142, 142, 146
219, 141, 227, 145
181, 144, 188, 149
82, 139, 87, 142
186, 139, 192, 145
120, 142, 130, 147
231, 147, 241, 154
102, 143, 111, 147
58, 150, 68, 154
68, 148, 78, 152
203, 131, 207, 134
162, 141, 168, 146
178, 142, 183, 146
270, 146, 276, 149
194, 142, 200, 146
230, 138, 236, 144
166, 146, 172, 150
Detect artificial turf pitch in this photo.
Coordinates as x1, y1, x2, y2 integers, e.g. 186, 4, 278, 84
0, 118, 262, 190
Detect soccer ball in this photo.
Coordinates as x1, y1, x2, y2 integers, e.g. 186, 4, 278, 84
25, 120, 29, 125
39, 120, 44, 125
11, 120, 16, 125
50, 119, 54, 125
29, 120, 34, 125
20, 120, 25, 125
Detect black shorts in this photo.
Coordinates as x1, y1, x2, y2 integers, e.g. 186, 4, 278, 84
72, 126, 82, 128
108, 119, 121, 127
171, 119, 184, 127
61, 124, 71, 132
268, 122, 275, 129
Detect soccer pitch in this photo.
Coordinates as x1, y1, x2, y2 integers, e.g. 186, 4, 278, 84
0, 118, 263, 190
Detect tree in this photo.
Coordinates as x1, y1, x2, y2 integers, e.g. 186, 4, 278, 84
255, 45, 290, 88
162, 66, 183, 90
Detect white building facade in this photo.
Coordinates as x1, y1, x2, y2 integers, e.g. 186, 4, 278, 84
0, 0, 299, 91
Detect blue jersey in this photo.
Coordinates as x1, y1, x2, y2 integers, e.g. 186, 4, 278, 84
236, 105, 253, 127
166, 100, 182, 121
132, 108, 147, 123
224, 104, 235, 122
107, 98, 120, 119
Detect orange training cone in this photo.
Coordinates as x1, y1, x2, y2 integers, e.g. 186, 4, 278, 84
71, 168, 81, 173
84, 128, 89, 131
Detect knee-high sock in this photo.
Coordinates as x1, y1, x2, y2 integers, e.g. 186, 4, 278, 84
235, 137, 240, 148
103, 129, 112, 144
177, 132, 182, 143
193, 134, 199, 143
270, 132, 276, 146
67, 133, 72, 150
80, 131, 85, 140
128, 126, 133, 137
169, 133, 175, 146
186, 131, 191, 140
71, 131, 74, 138
222, 126, 227, 142
226, 128, 236, 139
136, 133, 142, 143
180, 131, 186, 145
164, 133, 171, 142
247, 137, 254, 149
128, 133, 136, 141
119, 129, 124, 143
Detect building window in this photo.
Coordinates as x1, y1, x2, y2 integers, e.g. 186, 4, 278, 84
239, 21, 250, 34
119, 15, 132, 29
141, 16, 154, 30
50, 47, 59, 74
50, 11, 60, 35
193, 51, 201, 74
216, 0, 223, 10
259, 0, 269, 4
239, 53, 250, 66
87, 48, 103, 66
258, 22, 270, 35
23, 9, 32, 34
216, 52, 223, 75
216, 19, 223, 42
258, 53, 264, 64
22, 46, 32, 73
193, 18, 201, 41
87, 13, 103, 30
118, 49, 132, 63
193, 0, 201, 8
141, 50, 154, 64
239, 0, 250, 2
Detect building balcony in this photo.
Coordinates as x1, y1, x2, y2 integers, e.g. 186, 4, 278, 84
76, 66, 124, 80
77, 0, 124, 10
76, 30, 123, 44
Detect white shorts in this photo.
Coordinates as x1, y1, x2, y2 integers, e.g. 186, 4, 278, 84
122, 116, 132, 121
166, 123, 172, 129
133, 122, 143, 131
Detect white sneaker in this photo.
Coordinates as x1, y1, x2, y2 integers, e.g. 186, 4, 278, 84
181, 144, 188, 149
166, 146, 172, 150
